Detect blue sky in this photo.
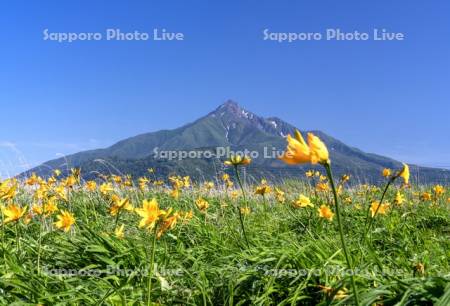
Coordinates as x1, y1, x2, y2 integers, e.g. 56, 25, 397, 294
1, 0, 449, 177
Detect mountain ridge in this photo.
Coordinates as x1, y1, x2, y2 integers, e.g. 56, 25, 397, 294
21, 100, 450, 184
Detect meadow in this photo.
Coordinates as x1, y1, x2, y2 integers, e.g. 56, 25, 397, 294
0, 132, 449, 305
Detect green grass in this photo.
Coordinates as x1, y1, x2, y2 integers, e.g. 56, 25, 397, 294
0, 180, 449, 305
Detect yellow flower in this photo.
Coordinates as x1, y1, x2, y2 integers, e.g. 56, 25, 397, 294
275, 188, 285, 203
414, 263, 425, 276
100, 183, 114, 195
0, 179, 17, 201
157, 211, 180, 238
335, 288, 349, 300
53, 169, 61, 177
341, 174, 350, 183
47, 176, 57, 186
43, 197, 59, 215
382, 168, 391, 177
224, 155, 252, 166
293, 194, 314, 208
114, 224, 125, 239
32, 204, 44, 215
240, 207, 251, 215
370, 201, 390, 217
54, 185, 68, 201
33, 185, 49, 200
225, 179, 234, 189
183, 176, 191, 188
230, 190, 239, 199
421, 192, 432, 201
316, 182, 329, 192
255, 180, 271, 196
308, 133, 330, 164
195, 198, 209, 212
138, 177, 149, 191
222, 173, 234, 188
397, 163, 410, 185
319, 286, 348, 300
183, 210, 194, 222
170, 188, 180, 200
109, 197, 132, 216
305, 170, 314, 178
169, 176, 184, 189
279, 130, 311, 164
85, 181, 97, 192
204, 181, 215, 190
394, 191, 405, 206
135, 199, 165, 230
70, 168, 81, 183
318, 205, 334, 221
112, 175, 122, 184
54, 210, 75, 232
63, 175, 77, 188
26, 173, 40, 186
280, 130, 329, 165
153, 180, 164, 186
433, 185, 445, 196
24, 212, 33, 225
2, 204, 26, 224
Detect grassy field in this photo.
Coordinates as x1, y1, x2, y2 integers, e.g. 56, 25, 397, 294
0, 167, 449, 306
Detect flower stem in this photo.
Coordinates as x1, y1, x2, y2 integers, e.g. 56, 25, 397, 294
147, 225, 158, 306
15, 222, 20, 253
324, 163, 360, 306
363, 177, 395, 239
1, 209, 5, 261
234, 166, 250, 248
37, 216, 44, 275
114, 211, 121, 229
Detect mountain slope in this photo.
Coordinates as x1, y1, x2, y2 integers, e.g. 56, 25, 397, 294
22, 100, 450, 184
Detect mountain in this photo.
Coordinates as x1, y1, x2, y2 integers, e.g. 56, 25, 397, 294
21, 100, 450, 185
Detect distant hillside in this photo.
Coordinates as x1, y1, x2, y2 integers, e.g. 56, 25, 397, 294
21, 100, 450, 184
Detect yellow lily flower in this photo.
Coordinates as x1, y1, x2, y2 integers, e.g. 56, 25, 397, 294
135, 199, 165, 230
54, 210, 75, 232
397, 163, 410, 185
394, 191, 405, 206
157, 211, 180, 238
114, 224, 125, 239
224, 155, 252, 166
433, 185, 444, 196
85, 181, 97, 192
370, 201, 390, 217
318, 205, 334, 221
293, 194, 314, 208
308, 133, 330, 165
195, 197, 209, 212
280, 130, 329, 165
382, 168, 391, 177
2, 204, 26, 224
279, 130, 310, 164
109, 197, 132, 216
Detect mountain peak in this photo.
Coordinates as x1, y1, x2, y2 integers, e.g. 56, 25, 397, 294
209, 100, 255, 120
216, 99, 242, 113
